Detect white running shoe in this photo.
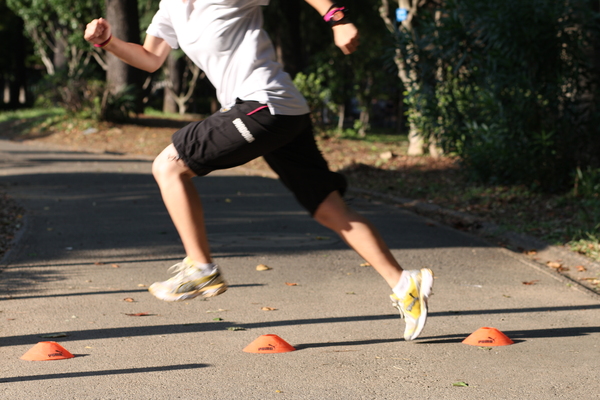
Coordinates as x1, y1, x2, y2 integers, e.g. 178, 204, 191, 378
149, 257, 228, 302
390, 268, 434, 341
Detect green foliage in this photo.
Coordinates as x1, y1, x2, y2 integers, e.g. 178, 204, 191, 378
6, 0, 103, 76
574, 167, 600, 200
391, 0, 600, 192
33, 70, 105, 116
101, 84, 139, 122
293, 71, 333, 125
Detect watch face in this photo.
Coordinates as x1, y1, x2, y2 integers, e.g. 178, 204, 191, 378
331, 10, 345, 22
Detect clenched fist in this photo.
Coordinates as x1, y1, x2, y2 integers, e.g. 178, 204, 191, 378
84, 18, 112, 46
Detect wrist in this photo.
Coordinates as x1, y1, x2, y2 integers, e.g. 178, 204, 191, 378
323, 4, 351, 27
94, 34, 113, 48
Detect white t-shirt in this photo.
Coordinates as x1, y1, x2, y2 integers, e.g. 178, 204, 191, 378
146, 0, 310, 115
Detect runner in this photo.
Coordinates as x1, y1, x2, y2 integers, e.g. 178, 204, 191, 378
84, 0, 433, 340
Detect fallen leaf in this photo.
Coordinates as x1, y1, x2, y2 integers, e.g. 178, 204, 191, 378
547, 261, 562, 269
40, 333, 68, 338
522, 280, 539, 285
576, 265, 587, 272
256, 264, 272, 271
227, 326, 245, 331
580, 278, 600, 285
112, 264, 120, 268
225, 198, 232, 203
525, 249, 538, 255
126, 312, 151, 316
261, 307, 277, 311
137, 284, 146, 287
360, 262, 371, 267
453, 382, 469, 387
213, 317, 223, 321
123, 297, 135, 302
557, 266, 569, 272
285, 282, 298, 286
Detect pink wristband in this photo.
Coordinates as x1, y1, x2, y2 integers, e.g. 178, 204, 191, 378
94, 35, 112, 48
323, 7, 345, 22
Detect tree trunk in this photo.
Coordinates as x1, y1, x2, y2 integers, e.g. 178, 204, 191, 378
105, 0, 145, 111
337, 103, 345, 131
379, 0, 425, 155
53, 35, 68, 74
163, 53, 184, 114
11, 17, 27, 106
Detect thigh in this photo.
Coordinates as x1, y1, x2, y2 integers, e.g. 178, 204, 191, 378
171, 100, 309, 176
263, 126, 347, 215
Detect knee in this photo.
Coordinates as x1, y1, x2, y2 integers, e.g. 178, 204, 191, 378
152, 144, 190, 184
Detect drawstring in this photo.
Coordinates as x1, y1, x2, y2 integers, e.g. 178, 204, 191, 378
246, 105, 268, 116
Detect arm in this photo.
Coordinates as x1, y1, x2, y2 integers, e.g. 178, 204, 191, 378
304, 0, 359, 55
84, 18, 171, 73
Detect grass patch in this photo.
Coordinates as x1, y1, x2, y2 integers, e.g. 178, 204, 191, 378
0, 108, 65, 123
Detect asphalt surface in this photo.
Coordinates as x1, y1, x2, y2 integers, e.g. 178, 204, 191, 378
1, 138, 599, 399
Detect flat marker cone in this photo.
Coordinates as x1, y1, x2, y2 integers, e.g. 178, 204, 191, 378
462, 327, 514, 346
243, 334, 296, 353
20, 341, 75, 361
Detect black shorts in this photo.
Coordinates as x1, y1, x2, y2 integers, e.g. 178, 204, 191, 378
172, 99, 347, 215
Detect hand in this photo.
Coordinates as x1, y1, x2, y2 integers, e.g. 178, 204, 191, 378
84, 18, 112, 45
332, 23, 359, 55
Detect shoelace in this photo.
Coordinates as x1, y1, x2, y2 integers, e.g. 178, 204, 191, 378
392, 297, 405, 319
166, 261, 193, 281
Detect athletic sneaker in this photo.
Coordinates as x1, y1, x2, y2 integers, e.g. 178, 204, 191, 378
390, 268, 434, 341
149, 257, 228, 302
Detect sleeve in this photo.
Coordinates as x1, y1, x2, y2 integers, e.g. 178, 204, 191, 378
146, 0, 179, 49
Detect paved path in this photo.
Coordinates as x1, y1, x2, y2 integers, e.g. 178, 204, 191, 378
1, 139, 599, 399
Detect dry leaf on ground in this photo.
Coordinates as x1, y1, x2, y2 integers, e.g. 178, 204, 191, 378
547, 261, 562, 269
522, 280, 539, 285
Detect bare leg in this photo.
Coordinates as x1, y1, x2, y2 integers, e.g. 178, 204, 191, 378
313, 191, 403, 288
152, 144, 212, 264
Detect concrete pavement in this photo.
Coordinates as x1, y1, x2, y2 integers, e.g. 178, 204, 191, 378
1, 138, 599, 399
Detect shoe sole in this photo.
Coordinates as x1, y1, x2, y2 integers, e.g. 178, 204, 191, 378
407, 268, 433, 340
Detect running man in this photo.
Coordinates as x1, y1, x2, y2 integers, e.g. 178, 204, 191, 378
84, 0, 433, 341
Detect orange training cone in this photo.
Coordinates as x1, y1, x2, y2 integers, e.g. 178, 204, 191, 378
20, 341, 75, 361
243, 334, 296, 353
462, 327, 514, 346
